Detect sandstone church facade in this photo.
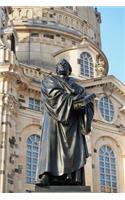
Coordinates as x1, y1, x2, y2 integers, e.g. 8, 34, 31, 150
0, 6, 125, 193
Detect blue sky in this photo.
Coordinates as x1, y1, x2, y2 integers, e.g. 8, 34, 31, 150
97, 7, 125, 83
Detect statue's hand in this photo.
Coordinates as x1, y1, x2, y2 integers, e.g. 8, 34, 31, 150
85, 93, 96, 104
72, 93, 96, 110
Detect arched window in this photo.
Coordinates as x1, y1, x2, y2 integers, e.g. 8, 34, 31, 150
99, 96, 114, 122
26, 134, 40, 184
80, 52, 94, 78
58, 15, 62, 23
99, 145, 117, 192
65, 16, 68, 24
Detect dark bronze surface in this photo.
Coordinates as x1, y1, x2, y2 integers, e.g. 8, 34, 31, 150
36, 59, 95, 186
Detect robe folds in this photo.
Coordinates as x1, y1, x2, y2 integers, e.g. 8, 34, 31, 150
36, 74, 94, 179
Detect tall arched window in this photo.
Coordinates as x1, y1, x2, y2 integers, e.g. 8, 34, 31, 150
99, 145, 117, 192
99, 96, 114, 122
80, 52, 94, 78
26, 134, 40, 184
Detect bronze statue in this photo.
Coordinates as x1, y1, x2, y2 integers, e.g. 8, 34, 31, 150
36, 59, 96, 186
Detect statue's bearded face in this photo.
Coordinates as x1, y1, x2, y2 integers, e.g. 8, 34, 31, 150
56, 59, 72, 76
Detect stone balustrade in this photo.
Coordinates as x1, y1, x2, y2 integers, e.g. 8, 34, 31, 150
20, 64, 43, 79
11, 7, 99, 45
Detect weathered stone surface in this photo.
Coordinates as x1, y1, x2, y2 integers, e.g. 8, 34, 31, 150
35, 185, 91, 193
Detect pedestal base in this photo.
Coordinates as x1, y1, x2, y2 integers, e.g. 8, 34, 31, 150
35, 185, 91, 193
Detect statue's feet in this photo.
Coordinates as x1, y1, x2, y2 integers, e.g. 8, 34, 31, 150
36, 174, 50, 187
51, 174, 67, 185
65, 178, 81, 185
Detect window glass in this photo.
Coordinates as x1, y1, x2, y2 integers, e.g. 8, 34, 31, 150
26, 135, 40, 184
99, 145, 117, 192
80, 52, 94, 78
29, 98, 41, 111
99, 96, 114, 122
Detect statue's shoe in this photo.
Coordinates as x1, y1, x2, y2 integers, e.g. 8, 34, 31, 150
65, 178, 81, 185
35, 174, 50, 187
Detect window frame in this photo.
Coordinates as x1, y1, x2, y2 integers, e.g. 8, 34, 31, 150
99, 96, 115, 123
99, 145, 117, 193
29, 97, 41, 112
26, 134, 40, 184
80, 52, 94, 78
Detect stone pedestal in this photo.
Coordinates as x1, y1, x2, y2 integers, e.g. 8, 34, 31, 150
35, 185, 91, 193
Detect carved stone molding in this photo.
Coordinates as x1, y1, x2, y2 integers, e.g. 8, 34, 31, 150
0, 7, 16, 50
95, 55, 105, 77
119, 106, 125, 113
102, 82, 115, 96
95, 8, 101, 23
2, 94, 19, 115
16, 79, 28, 91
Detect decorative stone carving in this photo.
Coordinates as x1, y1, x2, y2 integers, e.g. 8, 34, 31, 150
119, 105, 125, 113
0, 6, 17, 62
9, 136, 16, 146
0, 8, 9, 39
0, 7, 8, 47
88, 28, 96, 42
15, 165, 23, 174
16, 79, 28, 91
2, 94, 19, 115
95, 8, 101, 23
0, 8, 7, 28
80, 36, 89, 47
102, 82, 114, 96
95, 56, 105, 77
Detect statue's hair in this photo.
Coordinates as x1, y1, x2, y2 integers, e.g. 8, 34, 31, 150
56, 59, 72, 75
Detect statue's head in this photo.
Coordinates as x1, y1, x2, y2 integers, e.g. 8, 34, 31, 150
56, 59, 72, 76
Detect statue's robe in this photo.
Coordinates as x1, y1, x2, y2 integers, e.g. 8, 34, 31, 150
36, 75, 94, 182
